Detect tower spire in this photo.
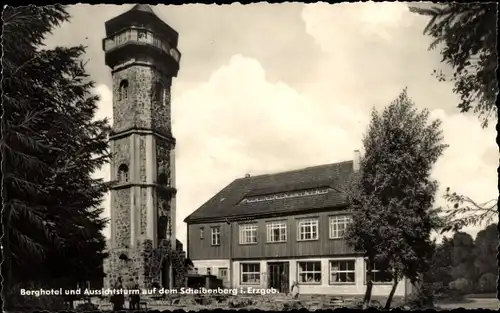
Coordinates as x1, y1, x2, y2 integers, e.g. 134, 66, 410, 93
130, 4, 155, 15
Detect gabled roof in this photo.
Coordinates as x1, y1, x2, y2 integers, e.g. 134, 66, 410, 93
184, 161, 355, 223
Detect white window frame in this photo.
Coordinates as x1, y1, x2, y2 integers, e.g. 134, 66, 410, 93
329, 259, 356, 285
211, 227, 220, 245
239, 223, 258, 244
329, 215, 352, 239
297, 218, 319, 241
266, 221, 287, 243
199, 227, 204, 239
240, 263, 261, 285
297, 261, 322, 284
206, 267, 212, 275
364, 260, 394, 284
218, 267, 228, 279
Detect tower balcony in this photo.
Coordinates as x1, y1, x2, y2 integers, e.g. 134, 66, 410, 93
103, 27, 181, 75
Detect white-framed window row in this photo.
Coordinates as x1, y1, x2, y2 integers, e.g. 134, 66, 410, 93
240, 263, 261, 285
266, 221, 287, 243
239, 223, 258, 244
329, 215, 352, 239
364, 259, 394, 284
297, 261, 322, 284
211, 227, 220, 246
245, 187, 329, 203
297, 218, 319, 241
329, 259, 356, 285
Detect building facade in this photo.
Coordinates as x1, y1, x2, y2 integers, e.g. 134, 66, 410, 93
185, 155, 412, 297
102, 4, 181, 290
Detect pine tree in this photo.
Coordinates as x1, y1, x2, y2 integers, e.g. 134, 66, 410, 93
2, 5, 111, 303
345, 89, 447, 308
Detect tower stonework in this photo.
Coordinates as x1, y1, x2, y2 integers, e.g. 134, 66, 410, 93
102, 4, 181, 291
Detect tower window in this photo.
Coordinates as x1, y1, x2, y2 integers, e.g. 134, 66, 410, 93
153, 82, 164, 105
138, 30, 148, 40
117, 164, 129, 183
118, 80, 129, 101
158, 216, 169, 240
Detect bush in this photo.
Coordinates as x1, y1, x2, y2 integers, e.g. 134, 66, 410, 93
76, 302, 98, 311
478, 273, 497, 293
406, 282, 436, 309
449, 278, 473, 294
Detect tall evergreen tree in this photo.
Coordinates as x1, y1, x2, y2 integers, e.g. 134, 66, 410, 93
345, 89, 447, 308
2, 5, 111, 305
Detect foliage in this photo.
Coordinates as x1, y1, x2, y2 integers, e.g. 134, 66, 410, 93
449, 277, 474, 294
3, 281, 67, 311
424, 224, 498, 297
2, 3, 111, 300
478, 273, 497, 293
440, 187, 497, 233
409, 3, 498, 128
406, 281, 437, 309
345, 88, 448, 309
2, 4, 70, 283
75, 302, 99, 312
474, 224, 498, 277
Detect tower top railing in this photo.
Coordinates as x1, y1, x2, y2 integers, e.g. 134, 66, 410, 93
103, 27, 181, 63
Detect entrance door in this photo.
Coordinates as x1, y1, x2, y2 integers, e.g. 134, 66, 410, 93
267, 262, 289, 294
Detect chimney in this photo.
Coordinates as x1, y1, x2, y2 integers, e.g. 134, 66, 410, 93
245, 174, 251, 178
353, 150, 361, 172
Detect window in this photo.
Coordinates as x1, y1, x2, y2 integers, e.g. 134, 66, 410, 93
218, 268, 228, 279
245, 187, 329, 203
118, 80, 129, 101
239, 224, 257, 244
138, 30, 148, 40
297, 261, 321, 284
329, 215, 352, 239
117, 164, 129, 183
193, 268, 198, 274
199, 227, 204, 239
241, 263, 260, 285
153, 82, 164, 104
266, 221, 287, 243
207, 268, 211, 275
329, 260, 355, 284
297, 219, 319, 241
211, 227, 220, 245
365, 260, 393, 284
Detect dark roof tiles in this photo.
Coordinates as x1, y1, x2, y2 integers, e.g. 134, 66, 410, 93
185, 161, 355, 222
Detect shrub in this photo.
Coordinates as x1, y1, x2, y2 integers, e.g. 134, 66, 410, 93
449, 278, 473, 294
76, 302, 98, 311
406, 282, 436, 309
478, 273, 497, 293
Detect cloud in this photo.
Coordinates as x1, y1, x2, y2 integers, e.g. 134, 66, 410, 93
300, 2, 498, 238
68, 3, 496, 246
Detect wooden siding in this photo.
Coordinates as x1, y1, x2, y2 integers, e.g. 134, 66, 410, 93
187, 210, 357, 261
188, 222, 230, 260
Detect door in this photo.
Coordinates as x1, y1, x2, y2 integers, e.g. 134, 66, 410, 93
267, 262, 289, 294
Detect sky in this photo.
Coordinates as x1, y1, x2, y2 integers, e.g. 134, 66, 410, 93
44, 2, 498, 247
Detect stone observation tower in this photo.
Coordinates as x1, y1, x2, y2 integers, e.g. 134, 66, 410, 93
102, 4, 181, 290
